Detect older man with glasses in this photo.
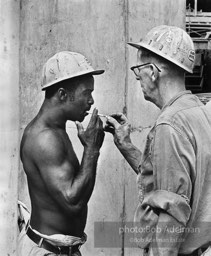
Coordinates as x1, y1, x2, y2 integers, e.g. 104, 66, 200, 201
105, 25, 211, 256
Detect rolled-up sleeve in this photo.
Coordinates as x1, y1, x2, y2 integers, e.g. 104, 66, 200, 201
143, 123, 196, 255
152, 123, 195, 224
134, 123, 196, 253
142, 190, 191, 226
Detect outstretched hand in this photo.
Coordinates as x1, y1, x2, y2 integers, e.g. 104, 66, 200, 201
104, 113, 132, 147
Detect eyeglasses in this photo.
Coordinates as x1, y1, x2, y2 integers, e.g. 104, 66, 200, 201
130, 63, 161, 77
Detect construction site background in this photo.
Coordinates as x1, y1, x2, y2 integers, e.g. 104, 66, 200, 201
1, 0, 211, 255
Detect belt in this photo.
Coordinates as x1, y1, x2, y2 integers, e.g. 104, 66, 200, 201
26, 226, 79, 255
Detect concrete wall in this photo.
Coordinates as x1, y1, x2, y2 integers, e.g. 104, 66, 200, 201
18, 0, 186, 255
0, 0, 20, 255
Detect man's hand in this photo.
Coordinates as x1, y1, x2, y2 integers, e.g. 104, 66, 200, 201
105, 113, 141, 174
76, 108, 105, 151
104, 113, 132, 147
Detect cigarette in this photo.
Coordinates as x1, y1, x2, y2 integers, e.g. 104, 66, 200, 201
87, 111, 108, 118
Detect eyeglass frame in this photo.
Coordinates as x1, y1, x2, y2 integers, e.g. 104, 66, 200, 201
130, 63, 161, 77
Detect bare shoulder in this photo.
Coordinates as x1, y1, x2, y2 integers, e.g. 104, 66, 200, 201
21, 125, 69, 164
34, 128, 69, 164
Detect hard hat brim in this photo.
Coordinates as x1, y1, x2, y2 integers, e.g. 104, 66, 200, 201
41, 69, 104, 90
127, 42, 193, 74
127, 42, 142, 49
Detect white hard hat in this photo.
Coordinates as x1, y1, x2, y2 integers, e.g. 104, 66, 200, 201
128, 25, 195, 73
41, 51, 104, 90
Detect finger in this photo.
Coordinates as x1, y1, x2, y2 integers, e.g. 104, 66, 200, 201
97, 116, 103, 127
87, 108, 98, 128
106, 116, 121, 129
75, 121, 84, 135
93, 116, 104, 134
92, 108, 98, 117
104, 124, 115, 134
111, 112, 128, 122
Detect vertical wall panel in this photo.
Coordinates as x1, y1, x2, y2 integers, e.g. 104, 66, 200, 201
0, 0, 20, 255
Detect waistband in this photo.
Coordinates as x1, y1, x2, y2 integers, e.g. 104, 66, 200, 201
26, 225, 86, 255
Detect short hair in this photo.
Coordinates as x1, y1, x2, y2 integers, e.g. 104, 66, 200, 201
139, 48, 184, 76
44, 74, 91, 99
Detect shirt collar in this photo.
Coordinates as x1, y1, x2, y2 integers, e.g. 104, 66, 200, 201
161, 90, 192, 113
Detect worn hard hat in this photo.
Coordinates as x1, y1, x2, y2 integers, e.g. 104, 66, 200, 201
41, 51, 104, 90
128, 25, 195, 73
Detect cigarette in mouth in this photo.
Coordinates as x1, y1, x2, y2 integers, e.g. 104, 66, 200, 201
87, 111, 108, 118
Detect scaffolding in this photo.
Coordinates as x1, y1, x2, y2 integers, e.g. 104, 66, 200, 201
185, 0, 211, 97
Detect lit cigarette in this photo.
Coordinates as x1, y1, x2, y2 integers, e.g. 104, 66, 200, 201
87, 111, 108, 118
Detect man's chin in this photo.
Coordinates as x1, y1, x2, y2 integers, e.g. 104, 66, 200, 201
143, 93, 152, 102
78, 115, 86, 122
68, 116, 85, 122
143, 94, 149, 100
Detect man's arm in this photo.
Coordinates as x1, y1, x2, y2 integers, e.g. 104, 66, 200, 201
147, 123, 194, 255
105, 113, 142, 174
34, 110, 105, 215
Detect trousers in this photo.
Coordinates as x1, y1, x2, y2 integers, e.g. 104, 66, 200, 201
18, 228, 82, 256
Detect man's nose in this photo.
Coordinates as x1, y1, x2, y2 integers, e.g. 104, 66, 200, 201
88, 96, 94, 105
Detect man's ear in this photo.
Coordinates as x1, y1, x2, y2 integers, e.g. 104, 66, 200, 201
58, 88, 67, 101
151, 65, 159, 82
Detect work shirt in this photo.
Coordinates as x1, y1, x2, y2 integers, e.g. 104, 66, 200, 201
134, 91, 211, 255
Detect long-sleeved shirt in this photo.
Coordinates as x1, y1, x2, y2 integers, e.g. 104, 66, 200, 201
134, 90, 211, 255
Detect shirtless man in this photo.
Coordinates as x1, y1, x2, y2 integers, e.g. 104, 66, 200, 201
18, 51, 105, 256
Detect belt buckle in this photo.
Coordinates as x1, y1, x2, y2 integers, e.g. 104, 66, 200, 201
68, 246, 72, 256
38, 237, 44, 248
57, 246, 62, 256
57, 246, 72, 256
